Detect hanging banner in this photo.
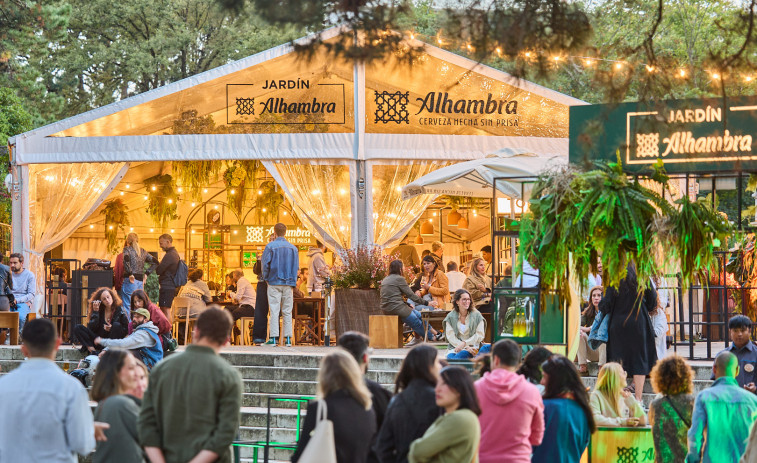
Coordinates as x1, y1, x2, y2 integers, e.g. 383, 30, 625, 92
570, 96, 757, 173
365, 52, 570, 137
229, 225, 316, 247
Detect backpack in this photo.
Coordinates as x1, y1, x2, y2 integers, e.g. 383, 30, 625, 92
172, 259, 188, 287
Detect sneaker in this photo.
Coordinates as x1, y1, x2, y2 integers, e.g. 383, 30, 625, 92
253, 338, 267, 345
264, 337, 279, 346
434, 332, 445, 342
578, 364, 589, 376
285, 336, 292, 347
404, 337, 422, 348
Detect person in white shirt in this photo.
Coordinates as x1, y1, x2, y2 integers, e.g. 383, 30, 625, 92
650, 276, 668, 361
0, 318, 95, 462
446, 261, 467, 293
230, 269, 256, 321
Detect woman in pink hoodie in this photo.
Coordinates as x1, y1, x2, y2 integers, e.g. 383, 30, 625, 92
474, 339, 545, 463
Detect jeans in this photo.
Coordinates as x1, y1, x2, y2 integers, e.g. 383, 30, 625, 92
120, 279, 143, 314
268, 285, 293, 337
403, 309, 433, 338
447, 343, 492, 360
13, 302, 30, 333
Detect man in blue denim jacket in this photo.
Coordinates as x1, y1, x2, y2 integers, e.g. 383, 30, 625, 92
687, 352, 757, 463
261, 223, 299, 346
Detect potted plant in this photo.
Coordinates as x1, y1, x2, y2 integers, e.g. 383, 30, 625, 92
331, 245, 394, 337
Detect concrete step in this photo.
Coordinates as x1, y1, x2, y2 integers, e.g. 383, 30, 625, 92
220, 352, 403, 371
234, 366, 398, 384
243, 378, 394, 396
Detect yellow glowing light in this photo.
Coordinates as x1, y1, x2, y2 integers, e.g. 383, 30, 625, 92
747, 76, 753, 82
432, 212, 437, 217
615, 62, 622, 70
339, 188, 347, 195
312, 189, 321, 195
125, 184, 130, 189
262, 208, 267, 212
233, 230, 238, 235
150, 228, 154, 233
712, 72, 720, 79
151, 186, 156, 191
214, 205, 218, 210
437, 37, 443, 45
211, 230, 217, 235
203, 188, 208, 194
552, 56, 561, 62
108, 225, 113, 230
340, 226, 346, 231
191, 229, 195, 234
679, 69, 686, 77
143, 195, 148, 200
120, 191, 124, 196
89, 224, 94, 229
410, 33, 415, 40
495, 47, 502, 55
257, 190, 262, 195
170, 229, 175, 233
130, 227, 134, 231
191, 202, 196, 207
177, 187, 183, 193
230, 189, 236, 195
524, 52, 531, 58
584, 59, 593, 66
428, 218, 433, 222
646, 65, 655, 73
283, 211, 288, 216
167, 199, 173, 204
466, 44, 473, 51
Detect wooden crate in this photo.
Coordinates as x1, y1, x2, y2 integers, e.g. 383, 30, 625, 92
369, 315, 403, 349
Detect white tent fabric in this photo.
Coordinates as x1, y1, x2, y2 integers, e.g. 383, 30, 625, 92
401, 148, 566, 200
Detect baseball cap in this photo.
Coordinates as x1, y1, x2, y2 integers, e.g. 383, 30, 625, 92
131, 308, 150, 320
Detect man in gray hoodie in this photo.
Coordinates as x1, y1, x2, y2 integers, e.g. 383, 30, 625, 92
96, 308, 164, 369
306, 240, 331, 296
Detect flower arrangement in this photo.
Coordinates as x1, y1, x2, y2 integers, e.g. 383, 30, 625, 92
332, 245, 396, 289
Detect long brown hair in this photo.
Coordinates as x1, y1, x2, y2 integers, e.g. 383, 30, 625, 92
91, 349, 131, 402
582, 286, 603, 317
89, 287, 123, 313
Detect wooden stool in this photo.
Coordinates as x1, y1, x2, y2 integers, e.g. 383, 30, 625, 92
0, 312, 20, 345
172, 319, 196, 345
238, 317, 254, 346
369, 315, 403, 349
482, 312, 492, 343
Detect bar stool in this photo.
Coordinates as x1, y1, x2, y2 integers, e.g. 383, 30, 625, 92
237, 317, 255, 346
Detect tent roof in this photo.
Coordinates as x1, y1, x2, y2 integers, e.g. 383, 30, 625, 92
10, 27, 586, 165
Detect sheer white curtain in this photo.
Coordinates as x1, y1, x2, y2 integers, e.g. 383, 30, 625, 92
25, 162, 128, 293
263, 161, 353, 250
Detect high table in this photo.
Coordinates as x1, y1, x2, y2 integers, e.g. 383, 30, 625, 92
420, 309, 450, 342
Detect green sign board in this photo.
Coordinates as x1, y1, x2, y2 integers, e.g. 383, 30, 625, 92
228, 224, 316, 247
242, 252, 257, 268
570, 96, 757, 173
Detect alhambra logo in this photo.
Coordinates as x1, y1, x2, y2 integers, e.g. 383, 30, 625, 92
374, 91, 410, 124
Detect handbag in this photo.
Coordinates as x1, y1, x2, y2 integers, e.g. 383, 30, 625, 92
297, 399, 337, 463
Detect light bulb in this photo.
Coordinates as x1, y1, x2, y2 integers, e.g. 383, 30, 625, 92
143, 196, 148, 200
108, 225, 113, 230
125, 184, 130, 189
89, 224, 94, 229
262, 208, 267, 212
233, 230, 238, 235
130, 227, 134, 231
203, 188, 208, 194
151, 186, 156, 191
150, 228, 154, 233
191, 202, 196, 207
167, 199, 173, 204
214, 205, 218, 210
230, 189, 235, 195
119, 191, 124, 196
170, 229, 175, 233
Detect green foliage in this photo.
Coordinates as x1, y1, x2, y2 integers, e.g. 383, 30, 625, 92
101, 199, 130, 254
144, 272, 160, 303
0, 88, 33, 224
145, 174, 179, 229
331, 245, 393, 289
519, 159, 732, 308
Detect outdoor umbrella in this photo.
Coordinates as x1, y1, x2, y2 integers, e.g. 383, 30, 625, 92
400, 147, 566, 201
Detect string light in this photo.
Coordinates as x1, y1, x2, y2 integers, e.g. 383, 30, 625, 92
191, 202, 196, 207
712, 72, 721, 80
125, 184, 130, 189
524, 52, 531, 58
151, 186, 156, 191
584, 59, 594, 66
89, 224, 94, 229
262, 208, 267, 212
108, 225, 113, 230
258, 190, 263, 195
130, 227, 134, 231
646, 65, 655, 73
747, 76, 753, 82
119, 191, 124, 196
615, 62, 623, 70
679, 69, 687, 78
283, 211, 288, 215
167, 199, 173, 204
230, 189, 236, 195
191, 229, 195, 234
150, 228, 154, 233
170, 229, 175, 233
177, 187, 183, 193
214, 205, 218, 210
203, 188, 208, 194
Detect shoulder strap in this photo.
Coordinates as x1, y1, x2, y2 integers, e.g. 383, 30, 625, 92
316, 399, 328, 423
664, 396, 690, 428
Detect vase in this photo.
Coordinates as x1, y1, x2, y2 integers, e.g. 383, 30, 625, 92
335, 288, 383, 338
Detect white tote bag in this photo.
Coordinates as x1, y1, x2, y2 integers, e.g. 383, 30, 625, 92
297, 399, 337, 463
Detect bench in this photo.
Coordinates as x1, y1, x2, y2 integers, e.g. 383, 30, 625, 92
369, 315, 403, 349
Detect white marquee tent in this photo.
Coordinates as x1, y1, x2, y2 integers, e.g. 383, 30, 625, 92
8, 27, 585, 289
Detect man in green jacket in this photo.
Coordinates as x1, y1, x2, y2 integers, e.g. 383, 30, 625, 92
139, 306, 242, 463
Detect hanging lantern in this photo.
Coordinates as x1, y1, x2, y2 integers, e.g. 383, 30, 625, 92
457, 215, 469, 230
415, 234, 424, 245
447, 209, 462, 227
420, 220, 435, 236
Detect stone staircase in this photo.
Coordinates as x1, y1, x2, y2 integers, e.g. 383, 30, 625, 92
0, 346, 404, 463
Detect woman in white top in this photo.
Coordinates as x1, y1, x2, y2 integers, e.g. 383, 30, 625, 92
589, 362, 647, 427
443, 289, 491, 360
175, 268, 211, 317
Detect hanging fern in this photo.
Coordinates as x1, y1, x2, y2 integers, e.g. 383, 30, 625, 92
519, 156, 731, 310
254, 180, 284, 223
145, 174, 179, 229
172, 161, 222, 201
101, 199, 130, 254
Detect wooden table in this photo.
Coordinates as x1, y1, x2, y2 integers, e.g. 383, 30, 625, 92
420, 309, 450, 342
293, 297, 326, 345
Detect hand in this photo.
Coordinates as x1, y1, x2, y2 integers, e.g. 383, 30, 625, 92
94, 337, 103, 346
745, 383, 757, 393
621, 390, 631, 398
103, 321, 111, 332
93, 300, 101, 309
129, 275, 135, 284
422, 282, 430, 290
415, 290, 422, 297
477, 283, 486, 291
455, 342, 466, 353
625, 417, 640, 427
465, 346, 478, 355
94, 422, 110, 441
429, 301, 439, 308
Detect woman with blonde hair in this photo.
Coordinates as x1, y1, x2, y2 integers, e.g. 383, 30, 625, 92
463, 258, 492, 313
121, 233, 158, 311
648, 355, 694, 463
589, 362, 646, 427
292, 349, 376, 463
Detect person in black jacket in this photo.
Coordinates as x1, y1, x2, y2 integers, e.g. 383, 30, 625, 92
338, 332, 392, 463
251, 250, 270, 344
155, 234, 180, 323
72, 287, 129, 355
375, 344, 442, 463
292, 349, 376, 463
599, 263, 657, 402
